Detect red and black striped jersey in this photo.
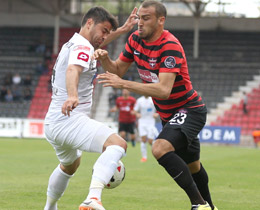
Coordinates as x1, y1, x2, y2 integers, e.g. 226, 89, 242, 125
119, 30, 204, 122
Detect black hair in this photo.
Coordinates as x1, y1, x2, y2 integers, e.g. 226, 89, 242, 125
81, 6, 118, 31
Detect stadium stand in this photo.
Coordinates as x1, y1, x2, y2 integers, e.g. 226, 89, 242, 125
0, 27, 53, 118
173, 30, 260, 110
211, 85, 260, 135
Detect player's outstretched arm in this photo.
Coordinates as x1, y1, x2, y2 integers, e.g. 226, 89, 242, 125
97, 71, 176, 99
110, 106, 118, 113
93, 49, 132, 77
100, 7, 138, 48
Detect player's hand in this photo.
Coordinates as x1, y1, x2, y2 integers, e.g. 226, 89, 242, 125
97, 71, 124, 89
153, 113, 159, 118
121, 7, 139, 33
61, 97, 79, 116
92, 49, 109, 61
136, 113, 141, 118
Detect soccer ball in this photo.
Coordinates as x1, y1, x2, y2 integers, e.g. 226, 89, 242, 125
105, 160, 125, 189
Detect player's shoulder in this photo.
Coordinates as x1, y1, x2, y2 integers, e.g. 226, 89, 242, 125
128, 30, 141, 43
129, 96, 136, 102
116, 96, 124, 101
137, 95, 146, 101
161, 30, 181, 47
71, 33, 93, 50
131, 30, 139, 37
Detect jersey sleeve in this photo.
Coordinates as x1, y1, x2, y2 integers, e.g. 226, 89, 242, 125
159, 42, 184, 74
68, 44, 92, 69
119, 33, 134, 63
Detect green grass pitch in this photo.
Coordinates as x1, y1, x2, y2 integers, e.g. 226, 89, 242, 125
0, 138, 260, 210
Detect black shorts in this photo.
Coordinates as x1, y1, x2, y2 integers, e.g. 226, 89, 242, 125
157, 106, 207, 164
118, 122, 135, 134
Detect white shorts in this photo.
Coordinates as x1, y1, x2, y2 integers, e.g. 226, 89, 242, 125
44, 113, 115, 166
138, 123, 159, 140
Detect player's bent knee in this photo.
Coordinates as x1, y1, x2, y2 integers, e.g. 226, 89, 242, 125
104, 133, 127, 151
60, 157, 81, 175
152, 139, 174, 160
188, 160, 201, 174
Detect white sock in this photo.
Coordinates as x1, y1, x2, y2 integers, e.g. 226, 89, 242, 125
86, 145, 125, 201
44, 165, 73, 210
141, 142, 147, 159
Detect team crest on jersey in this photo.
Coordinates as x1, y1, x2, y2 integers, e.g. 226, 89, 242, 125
148, 58, 157, 68
77, 52, 89, 62
164, 56, 176, 68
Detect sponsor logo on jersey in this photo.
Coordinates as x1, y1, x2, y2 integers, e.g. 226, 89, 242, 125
164, 56, 176, 68
137, 68, 159, 83
148, 58, 157, 68
77, 52, 89, 62
134, 50, 140, 55
73, 45, 90, 51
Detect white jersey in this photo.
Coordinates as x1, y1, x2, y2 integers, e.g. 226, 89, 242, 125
134, 96, 156, 125
45, 33, 97, 124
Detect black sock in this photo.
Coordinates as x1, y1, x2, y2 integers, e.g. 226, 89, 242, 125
158, 151, 204, 205
192, 164, 214, 209
131, 139, 135, 147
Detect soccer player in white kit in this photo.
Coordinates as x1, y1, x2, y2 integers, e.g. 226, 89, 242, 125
133, 96, 159, 162
44, 7, 137, 210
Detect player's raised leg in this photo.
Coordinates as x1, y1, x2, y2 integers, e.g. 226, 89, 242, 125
79, 131, 127, 210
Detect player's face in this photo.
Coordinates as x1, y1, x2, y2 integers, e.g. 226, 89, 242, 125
122, 89, 130, 97
137, 6, 160, 42
88, 21, 112, 49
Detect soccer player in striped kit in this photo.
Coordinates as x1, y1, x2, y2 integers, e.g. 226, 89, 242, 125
94, 1, 218, 210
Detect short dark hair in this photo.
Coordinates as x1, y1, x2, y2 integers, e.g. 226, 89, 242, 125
81, 6, 118, 31
141, 0, 167, 18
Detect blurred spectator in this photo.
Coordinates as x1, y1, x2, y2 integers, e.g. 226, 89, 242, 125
3, 73, 13, 86
36, 60, 49, 75
5, 89, 13, 102
35, 34, 47, 54
36, 43, 46, 54
48, 78, 52, 92
12, 73, 22, 85
12, 85, 22, 101
44, 46, 52, 62
23, 74, 32, 86
0, 86, 7, 101
242, 91, 248, 114
23, 87, 32, 101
